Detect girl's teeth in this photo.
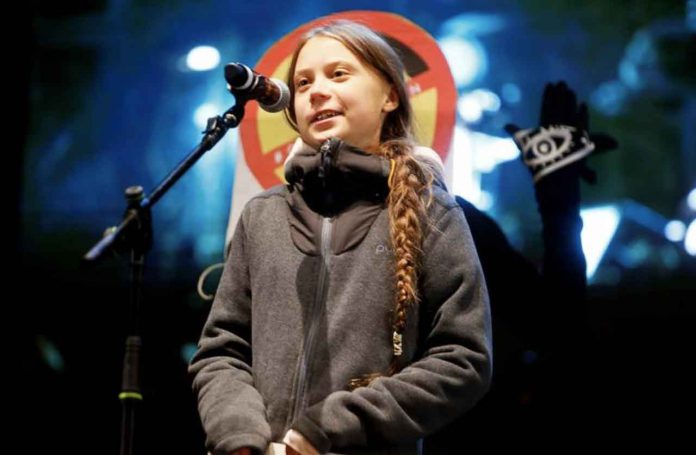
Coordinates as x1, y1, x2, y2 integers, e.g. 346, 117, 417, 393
318, 112, 338, 121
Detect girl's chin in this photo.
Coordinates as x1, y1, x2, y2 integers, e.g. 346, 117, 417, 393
302, 137, 322, 149
309, 125, 345, 143
309, 134, 339, 147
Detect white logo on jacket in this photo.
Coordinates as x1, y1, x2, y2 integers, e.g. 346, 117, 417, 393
375, 244, 393, 255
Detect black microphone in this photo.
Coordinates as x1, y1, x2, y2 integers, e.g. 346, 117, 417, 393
224, 62, 290, 113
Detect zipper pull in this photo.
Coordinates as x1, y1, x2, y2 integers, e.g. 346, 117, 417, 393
392, 331, 403, 356
318, 137, 342, 184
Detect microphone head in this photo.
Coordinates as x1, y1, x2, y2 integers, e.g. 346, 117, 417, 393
260, 78, 291, 113
224, 62, 253, 89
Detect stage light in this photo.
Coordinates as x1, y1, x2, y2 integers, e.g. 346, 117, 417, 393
438, 37, 487, 88
186, 45, 221, 71
665, 220, 686, 242
580, 205, 621, 279
685, 219, 696, 256
501, 83, 521, 104
687, 188, 696, 211
193, 103, 219, 130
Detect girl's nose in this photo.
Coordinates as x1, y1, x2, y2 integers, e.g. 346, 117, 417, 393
309, 77, 330, 104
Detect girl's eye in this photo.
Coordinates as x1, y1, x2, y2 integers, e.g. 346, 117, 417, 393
333, 70, 347, 78
296, 79, 309, 88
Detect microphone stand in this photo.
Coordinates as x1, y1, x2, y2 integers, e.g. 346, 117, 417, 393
82, 94, 250, 455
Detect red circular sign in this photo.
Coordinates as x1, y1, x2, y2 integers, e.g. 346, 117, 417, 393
239, 11, 456, 189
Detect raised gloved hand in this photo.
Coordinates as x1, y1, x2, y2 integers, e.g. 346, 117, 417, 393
505, 81, 618, 184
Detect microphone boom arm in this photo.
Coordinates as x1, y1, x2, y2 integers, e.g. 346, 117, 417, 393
80, 96, 250, 455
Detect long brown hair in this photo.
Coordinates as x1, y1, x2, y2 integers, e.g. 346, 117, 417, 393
285, 20, 435, 389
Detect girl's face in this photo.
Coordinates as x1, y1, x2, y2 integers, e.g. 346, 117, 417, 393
293, 36, 399, 152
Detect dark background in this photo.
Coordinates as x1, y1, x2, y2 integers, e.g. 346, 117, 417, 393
16, 1, 695, 452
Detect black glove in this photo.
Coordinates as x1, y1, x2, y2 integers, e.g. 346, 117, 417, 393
505, 81, 618, 184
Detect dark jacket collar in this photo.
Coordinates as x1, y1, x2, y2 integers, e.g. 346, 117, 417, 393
284, 139, 390, 255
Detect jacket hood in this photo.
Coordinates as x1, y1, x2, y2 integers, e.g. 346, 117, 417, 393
283, 138, 447, 192
282, 138, 447, 255
283, 138, 390, 255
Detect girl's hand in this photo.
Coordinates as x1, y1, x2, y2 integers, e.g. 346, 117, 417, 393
282, 429, 320, 455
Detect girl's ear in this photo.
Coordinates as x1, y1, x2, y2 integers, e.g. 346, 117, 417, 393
383, 86, 399, 113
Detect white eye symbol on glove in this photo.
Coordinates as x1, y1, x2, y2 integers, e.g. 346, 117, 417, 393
513, 125, 594, 182
518, 125, 572, 164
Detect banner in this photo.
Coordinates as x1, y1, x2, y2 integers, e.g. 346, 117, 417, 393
226, 11, 457, 250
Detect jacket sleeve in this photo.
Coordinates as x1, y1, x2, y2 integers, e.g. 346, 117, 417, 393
290, 205, 493, 453
188, 209, 272, 455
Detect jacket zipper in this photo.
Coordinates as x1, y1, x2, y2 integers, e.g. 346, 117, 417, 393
289, 216, 333, 424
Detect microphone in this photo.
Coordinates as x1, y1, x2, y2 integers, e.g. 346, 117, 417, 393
224, 62, 290, 113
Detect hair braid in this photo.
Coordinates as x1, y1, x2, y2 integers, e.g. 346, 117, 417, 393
348, 140, 434, 390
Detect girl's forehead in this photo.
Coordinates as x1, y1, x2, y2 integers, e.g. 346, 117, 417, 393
295, 36, 360, 68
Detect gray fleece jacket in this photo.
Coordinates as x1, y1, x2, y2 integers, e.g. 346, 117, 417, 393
189, 141, 493, 455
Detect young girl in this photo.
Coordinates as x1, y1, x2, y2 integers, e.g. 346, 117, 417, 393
189, 20, 492, 455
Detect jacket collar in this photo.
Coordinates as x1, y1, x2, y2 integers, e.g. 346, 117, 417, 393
283, 139, 447, 255
284, 138, 389, 255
